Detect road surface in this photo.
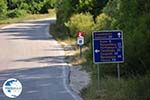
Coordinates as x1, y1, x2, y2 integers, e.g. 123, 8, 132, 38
0, 18, 82, 100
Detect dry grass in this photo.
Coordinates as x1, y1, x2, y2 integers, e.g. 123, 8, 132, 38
64, 44, 88, 65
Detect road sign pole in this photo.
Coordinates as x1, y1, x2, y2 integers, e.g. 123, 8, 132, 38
97, 64, 100, 90
117, 63, 120, 80
80, 45, 82, 58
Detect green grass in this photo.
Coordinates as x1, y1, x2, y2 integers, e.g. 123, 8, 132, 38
81, 75, 150, 100
0, 9, 56, 25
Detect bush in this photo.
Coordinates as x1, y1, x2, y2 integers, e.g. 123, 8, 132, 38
7, 9, 27, 18
123, 14, 150, 76
0, 0, 7, 19
94, 13, 112, 30
66, 13, 95, 43
19, 3, 30, 12
28, 1, 44, 14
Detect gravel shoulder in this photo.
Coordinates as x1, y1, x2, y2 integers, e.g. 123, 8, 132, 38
62, 42, 90, 94
70, 65, 90, 94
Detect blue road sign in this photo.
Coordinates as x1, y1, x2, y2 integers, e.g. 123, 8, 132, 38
93, 30, 124, 64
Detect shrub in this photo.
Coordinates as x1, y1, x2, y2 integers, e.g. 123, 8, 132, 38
66, 13, 95, 44
123, 14, 150, 76
0, 0, 7, 19
66, 13, 94, 35
94, 13, 112, 30
7, 9, 27, 18
28, 1, 44, 14
19, 3, 30, 12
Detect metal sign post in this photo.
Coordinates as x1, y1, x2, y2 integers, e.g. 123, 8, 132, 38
79, 45, 82, 57
97, 64, 100, 90
117, 63, 120, 80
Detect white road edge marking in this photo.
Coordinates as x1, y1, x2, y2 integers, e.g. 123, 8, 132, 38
54, 40, 83, 100
62, 65, 83, 100
45, 20, 83, 100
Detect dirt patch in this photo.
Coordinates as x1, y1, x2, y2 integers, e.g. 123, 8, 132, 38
70, 65, 90, 94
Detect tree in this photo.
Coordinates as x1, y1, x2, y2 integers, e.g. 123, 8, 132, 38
102, 0, 150, 76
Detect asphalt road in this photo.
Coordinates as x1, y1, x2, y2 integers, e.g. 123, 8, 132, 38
0, 18, 82, 100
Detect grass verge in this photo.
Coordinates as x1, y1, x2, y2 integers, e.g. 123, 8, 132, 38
81, 75, 150, 100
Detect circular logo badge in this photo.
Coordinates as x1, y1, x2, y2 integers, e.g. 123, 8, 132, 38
2, 78, 22, 98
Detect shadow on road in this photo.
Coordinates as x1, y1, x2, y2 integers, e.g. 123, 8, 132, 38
0, 19, 55, 40
13, 55, 65, 64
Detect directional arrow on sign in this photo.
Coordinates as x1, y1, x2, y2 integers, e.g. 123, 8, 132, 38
95, 49, 100, 53
118, 32, 121, 38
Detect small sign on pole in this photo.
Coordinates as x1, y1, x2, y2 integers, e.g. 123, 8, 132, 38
77, 36, 84, 46
77, 32, 85, 57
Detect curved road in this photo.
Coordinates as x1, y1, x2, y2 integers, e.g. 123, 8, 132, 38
0, 18, 82, 100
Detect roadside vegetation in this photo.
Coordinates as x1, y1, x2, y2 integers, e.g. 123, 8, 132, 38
0, 0, 56, 24
50, 0, 150, 100
1, 0, 149, 99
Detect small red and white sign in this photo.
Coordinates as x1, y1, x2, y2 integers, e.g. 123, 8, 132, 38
77, 32, 85, 37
